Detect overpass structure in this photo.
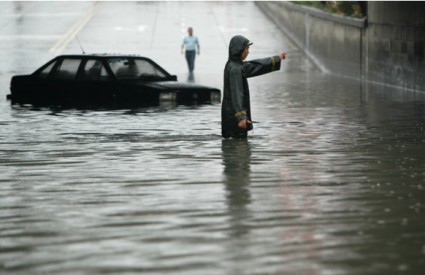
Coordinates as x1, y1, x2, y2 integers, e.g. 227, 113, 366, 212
257, 1, 425, 92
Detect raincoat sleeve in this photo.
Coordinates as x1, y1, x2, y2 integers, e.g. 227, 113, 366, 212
242, 55, 281, 78
229, 67, 247, 121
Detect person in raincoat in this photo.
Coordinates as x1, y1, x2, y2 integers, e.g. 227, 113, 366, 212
221, 35, 287, 139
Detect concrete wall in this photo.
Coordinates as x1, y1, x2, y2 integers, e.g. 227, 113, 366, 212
256, 1, 365, 77
256, 1, 425, 92
365, 2, 425, 91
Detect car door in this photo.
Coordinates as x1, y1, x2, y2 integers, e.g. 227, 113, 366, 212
49, 58, 81, 105
78, 59, 118, 105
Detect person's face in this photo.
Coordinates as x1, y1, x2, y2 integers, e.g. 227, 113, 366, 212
188, 28, 193, 36
241, 46, 249, 60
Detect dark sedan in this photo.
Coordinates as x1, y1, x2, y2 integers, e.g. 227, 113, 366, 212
7, 54, 221, 107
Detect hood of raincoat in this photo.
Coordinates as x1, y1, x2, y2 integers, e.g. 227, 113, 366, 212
228, 35, 252, 61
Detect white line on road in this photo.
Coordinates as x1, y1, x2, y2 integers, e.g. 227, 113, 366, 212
49, 1, 99, 53
0, 35, 61, 41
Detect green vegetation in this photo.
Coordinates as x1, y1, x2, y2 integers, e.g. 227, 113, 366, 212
293, 1, 366, 18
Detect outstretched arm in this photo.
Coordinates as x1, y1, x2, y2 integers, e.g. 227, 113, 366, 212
243, 51, 287, 78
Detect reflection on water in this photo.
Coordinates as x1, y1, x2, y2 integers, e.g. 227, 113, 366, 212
222, 139, 251, 238
187, 72, 195, 83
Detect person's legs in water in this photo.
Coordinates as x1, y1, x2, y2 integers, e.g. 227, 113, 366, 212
222, 130, 248, 139
232, 131, 248, 139
185, 50, 196, 72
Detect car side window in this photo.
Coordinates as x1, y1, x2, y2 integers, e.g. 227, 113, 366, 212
82, 59, 112, 81
99, 66, 111, 80
109, 59, 139, 78
55, 59, 81, 80
82, 60, 102, 81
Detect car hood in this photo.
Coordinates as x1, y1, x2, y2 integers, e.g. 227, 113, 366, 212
139, 81, 219, 91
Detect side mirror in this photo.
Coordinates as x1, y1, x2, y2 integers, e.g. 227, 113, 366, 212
170, 75, 177, 81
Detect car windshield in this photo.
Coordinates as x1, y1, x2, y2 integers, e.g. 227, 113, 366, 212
108, 58, 168, 80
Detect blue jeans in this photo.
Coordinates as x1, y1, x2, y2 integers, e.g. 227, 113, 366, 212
185, 50, 196, 72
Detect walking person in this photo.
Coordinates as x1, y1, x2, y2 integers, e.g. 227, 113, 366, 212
181, 27, 200, 73
221, 35, 287, 139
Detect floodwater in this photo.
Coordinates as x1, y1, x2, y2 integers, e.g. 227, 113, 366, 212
1, 2, 425, 275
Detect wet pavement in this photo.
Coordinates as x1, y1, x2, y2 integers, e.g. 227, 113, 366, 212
1, 1, 425, 274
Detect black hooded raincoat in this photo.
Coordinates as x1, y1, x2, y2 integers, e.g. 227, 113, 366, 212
221, 35, 281, 138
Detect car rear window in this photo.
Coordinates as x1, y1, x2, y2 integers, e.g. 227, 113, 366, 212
38, 61, 56, 78
108, 58, 167, 80
55, 59, 81, 80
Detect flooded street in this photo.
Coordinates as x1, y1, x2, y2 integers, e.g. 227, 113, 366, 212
1, 2, 425, 274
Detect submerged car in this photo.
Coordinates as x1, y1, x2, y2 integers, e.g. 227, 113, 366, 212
7, 54, 221, 107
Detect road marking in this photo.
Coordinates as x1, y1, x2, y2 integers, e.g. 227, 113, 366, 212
49, 1, 99, 53
113, 25, 146, 32
0, 35, 61, 41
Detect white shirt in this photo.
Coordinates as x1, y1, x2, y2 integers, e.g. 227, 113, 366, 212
183, 36, 199, 51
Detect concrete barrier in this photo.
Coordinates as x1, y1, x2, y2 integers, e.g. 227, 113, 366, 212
256, 1, 365, 77
365, 2, 425, 92
257, 1, 425, 92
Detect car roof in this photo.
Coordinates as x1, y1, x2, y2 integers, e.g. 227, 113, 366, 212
56, 53, 150, 59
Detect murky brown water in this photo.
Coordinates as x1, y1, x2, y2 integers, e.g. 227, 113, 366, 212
1, 2, 425, 274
